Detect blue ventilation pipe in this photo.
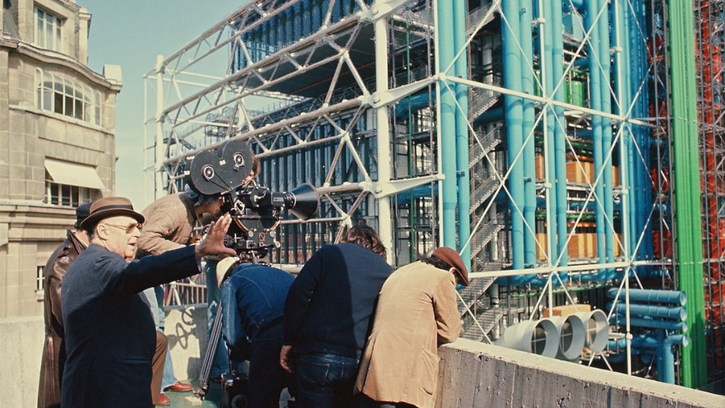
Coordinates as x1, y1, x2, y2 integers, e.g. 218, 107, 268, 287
585, 0, 606, 264
453, 0, 471, 271
502, 0, 525, 273
597, 0, 615, 265
659, 333, 688, 383
607, 288, 687, 306
437, 0, 459, 252
551, 0, 569, 271
539, 0, 559, 267
607, 303, 687, 321
610, 316, 687, 332
520, 0, 538, 268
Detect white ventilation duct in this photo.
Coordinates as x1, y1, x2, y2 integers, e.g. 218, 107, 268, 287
569, 309, 609, 353
495, 318, 559, 358
550, 314, 587, 361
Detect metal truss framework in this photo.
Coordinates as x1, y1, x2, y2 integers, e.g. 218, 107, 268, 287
695, 0, 725, 385
144, 0, 693, 384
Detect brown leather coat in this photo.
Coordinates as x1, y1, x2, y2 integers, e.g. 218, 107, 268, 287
38, 230, 86, 408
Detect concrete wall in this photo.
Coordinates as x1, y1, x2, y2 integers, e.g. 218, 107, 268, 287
0, 315, 44, 408
0, 305, 209, 408
437, 339, 725, 408
5, 310, 724, 408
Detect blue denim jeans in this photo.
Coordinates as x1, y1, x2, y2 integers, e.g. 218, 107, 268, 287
245, 324, 290, 408
205, 259, 229, 378
295, 353, 360, 408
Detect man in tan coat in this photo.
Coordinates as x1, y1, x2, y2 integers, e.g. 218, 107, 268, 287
355, 247, 469, 408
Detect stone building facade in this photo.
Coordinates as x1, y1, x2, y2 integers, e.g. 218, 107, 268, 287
0, 0, 121, 318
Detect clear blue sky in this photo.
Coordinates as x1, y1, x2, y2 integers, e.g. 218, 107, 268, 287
80, 0, 248, 210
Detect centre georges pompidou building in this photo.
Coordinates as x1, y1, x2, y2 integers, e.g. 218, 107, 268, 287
145, 0, 724, 391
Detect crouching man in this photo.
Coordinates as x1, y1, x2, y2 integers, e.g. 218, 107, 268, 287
217, 254, 295, 408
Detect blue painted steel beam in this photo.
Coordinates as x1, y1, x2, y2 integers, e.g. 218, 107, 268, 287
453, 0, 472, 272
437, 0, 459, 252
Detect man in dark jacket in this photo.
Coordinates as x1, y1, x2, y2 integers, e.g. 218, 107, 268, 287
280, 225, 393, 408
137, 191, 223, 404
217, 255, 295, 407
60, 197, 235, 408
38, 202, 91, 408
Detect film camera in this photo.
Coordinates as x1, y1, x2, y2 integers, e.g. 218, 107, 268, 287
185, 139, 319, 256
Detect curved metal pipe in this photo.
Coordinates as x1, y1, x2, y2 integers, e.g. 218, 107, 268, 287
495, 318, 560, 358
606, 288, 687, 306
607, 303, 687, 322
610, 315, 688, 332
572, 309, 609, 353
550, 314, 586, 361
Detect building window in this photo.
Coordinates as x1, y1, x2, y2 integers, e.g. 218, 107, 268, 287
36, 265, 45, 293
35, 69, 102, 125
35, 7, 62, 52
45, 171, 97, 207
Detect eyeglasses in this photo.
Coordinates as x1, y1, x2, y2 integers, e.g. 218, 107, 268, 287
101, 223, 143, 234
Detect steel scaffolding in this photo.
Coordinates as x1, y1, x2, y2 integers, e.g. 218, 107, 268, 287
143, 0, 716, 388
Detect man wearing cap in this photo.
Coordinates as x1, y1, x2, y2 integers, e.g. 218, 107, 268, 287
354, 247, 468, 408
60, 197, 236, 408
38, 202, 91, 408
216, 255, 295, 407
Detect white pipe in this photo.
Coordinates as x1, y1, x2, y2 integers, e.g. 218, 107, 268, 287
495, 318, 559, 358
550, 314, 587, 361
570, 309, 609, 353
374, 9, 393, 264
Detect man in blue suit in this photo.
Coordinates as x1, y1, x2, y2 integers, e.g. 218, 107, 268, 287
61, 197, 236, 407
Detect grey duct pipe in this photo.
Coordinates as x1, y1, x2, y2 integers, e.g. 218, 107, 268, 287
572, 309, 609, 353
495, 318, 560, 358
550, 314, 587, 360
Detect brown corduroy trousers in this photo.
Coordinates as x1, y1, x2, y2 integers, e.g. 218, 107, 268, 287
151, 331, 168, 405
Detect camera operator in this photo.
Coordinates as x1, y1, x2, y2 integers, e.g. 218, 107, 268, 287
60, 197, 236, 408
216, 253, 295, 408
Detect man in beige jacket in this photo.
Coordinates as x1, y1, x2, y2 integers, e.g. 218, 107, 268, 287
355, 247, 469, 408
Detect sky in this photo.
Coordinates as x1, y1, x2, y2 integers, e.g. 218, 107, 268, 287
80, 0, 248, 210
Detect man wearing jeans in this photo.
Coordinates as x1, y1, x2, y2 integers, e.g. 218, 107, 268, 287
280, 226, 393, 408
217, 256, 295, 407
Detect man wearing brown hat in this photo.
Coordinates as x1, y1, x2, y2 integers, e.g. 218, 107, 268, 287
354, 247, 468, 408
60, 197, 236, 408
38, 202, 91, 408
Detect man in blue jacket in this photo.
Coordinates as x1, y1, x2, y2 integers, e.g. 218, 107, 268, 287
280, 225, 393, 408
60, 197, 235, 407
217, 254, 294, 407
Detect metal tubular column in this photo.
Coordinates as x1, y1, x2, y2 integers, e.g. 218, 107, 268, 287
437, 0, 459, 252
502, 0, 525, 272
551, 0, 568, 270
374, 8, 394, 263
453, 0, 471, 270
520, 0, 538, 267
667, 0, 707, 388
